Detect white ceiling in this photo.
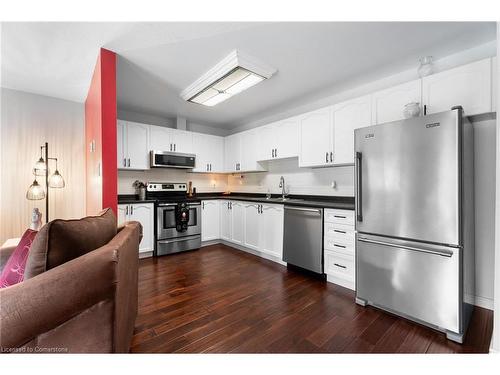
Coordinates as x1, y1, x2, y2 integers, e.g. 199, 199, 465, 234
1, 22, 496, 129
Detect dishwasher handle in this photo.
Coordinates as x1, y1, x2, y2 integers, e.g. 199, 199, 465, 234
284, 206, 322, 214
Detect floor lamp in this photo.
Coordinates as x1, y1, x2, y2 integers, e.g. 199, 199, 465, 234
26, 142, 65, 223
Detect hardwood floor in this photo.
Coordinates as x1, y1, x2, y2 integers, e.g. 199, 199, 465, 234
131, 244, 493, 353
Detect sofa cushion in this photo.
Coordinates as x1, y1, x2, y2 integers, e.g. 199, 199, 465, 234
24, 208, 117, 280
0, 229, 38, 288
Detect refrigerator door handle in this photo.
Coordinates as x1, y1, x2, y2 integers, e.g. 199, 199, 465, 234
357, 237, 454, 258
355, 151, 363, 222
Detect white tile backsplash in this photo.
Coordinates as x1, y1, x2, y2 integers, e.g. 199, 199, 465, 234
118, 169, 228, 194
228, 158, 354, 196
118, 158, 354, 197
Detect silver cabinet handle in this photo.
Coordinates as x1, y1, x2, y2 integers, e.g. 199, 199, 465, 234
357, 237, 454, 257
275, 149, 278, 158
126, 205, 128, 215
334, 244, 346, 248
170, 143, 172, 151
202, 202, 205, 209
334, 263, 347, 269
130, 205, 133, 215
284, 206, 321, 214
355, 151, 362, 222
123, 158, 126, 167
330, 152, 333, 163
325, 152, 328, 163
127, 158, 130, 167
334, 229, 346, 234
174, 144, 176, 151
272, 149, 274, 158
210, 164, 212, 171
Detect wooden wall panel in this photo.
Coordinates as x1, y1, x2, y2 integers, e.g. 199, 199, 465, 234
0, 88, 85, 243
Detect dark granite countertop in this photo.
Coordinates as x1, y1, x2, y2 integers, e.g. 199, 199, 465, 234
117, 195, 157, 204
195, 193, 355, 210
118, 193, 354, 210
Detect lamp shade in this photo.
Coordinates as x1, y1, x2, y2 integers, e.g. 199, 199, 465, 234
26, 179, 45, 200
33, 157, 48, 176
48, 170, 65, 188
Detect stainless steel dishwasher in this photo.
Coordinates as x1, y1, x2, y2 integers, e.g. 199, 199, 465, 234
283, 205, 324, 273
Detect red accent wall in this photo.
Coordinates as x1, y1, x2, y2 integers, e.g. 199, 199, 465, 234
85, 48, 117, 215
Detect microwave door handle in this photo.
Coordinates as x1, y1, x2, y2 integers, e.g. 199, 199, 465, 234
355, 151, 362, 222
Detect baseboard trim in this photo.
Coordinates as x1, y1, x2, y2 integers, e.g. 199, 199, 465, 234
202, 239, 286, 266
326, 275, 355, 291
465, 293, 494, 310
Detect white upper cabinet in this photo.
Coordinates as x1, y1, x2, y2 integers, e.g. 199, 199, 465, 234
258, 117, 299, 161
332, 95, 372, 165
169, 129, 193, 153
149, 125, 193, 153
371, 80, 422, 125
298, 106, 333, 167
240, 129, 266, 172
224, 133, 241, 172
201, 200, 220, 241
149, 125, 171, 151
192, 133, 224, 173
117, 120, 149, 170
117, 120, 125, 169
422, 58, 492, 116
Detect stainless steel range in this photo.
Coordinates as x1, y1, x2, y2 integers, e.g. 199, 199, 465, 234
146, 182, 201, 256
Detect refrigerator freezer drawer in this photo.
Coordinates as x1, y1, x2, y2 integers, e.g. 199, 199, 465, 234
356, 234, 460, 333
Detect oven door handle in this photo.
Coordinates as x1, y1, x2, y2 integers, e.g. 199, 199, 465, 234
157, 235, 201, 244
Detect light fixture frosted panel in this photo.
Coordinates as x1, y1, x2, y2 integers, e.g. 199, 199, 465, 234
189, 68, 265, 106
225, 73, 264, 95
181, 51, 276, 107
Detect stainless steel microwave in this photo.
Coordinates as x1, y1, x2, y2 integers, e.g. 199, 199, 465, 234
150, 150, 196, 169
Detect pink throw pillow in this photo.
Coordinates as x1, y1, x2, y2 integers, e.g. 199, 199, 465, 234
0, 229, 38, 288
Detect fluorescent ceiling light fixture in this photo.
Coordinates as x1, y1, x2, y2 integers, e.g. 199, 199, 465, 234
181, 50, 277, 107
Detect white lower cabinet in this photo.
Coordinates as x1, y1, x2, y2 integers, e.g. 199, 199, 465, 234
219, 200, 232, 241
201, 200, 220, 241
259, 204, 284, 258
243, 202, 261, 251
117, 203, 154, 256
230, 201, 245, 245
324, 208, 356, 290
209, 200, 284, 263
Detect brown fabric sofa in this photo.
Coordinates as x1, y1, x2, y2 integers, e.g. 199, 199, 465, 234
0, 217, 142, 353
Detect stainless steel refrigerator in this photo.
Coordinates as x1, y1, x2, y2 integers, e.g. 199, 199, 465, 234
354, 106, 475, 343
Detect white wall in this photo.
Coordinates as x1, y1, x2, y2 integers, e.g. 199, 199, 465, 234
0, 88, 86, 243
227, 158, 353, 197
491, 22, 500, 353
118, 169, 228, 195
473, 119, 497, 309
117, 108, 230, 137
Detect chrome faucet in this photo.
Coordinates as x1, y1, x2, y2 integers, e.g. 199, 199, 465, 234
279, 176, 287, 200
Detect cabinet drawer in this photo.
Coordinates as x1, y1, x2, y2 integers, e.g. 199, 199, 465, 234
324, 222, 355, 244
324, 209, 355, 225
324, 237, 355, 255
325, 250, 355, 282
